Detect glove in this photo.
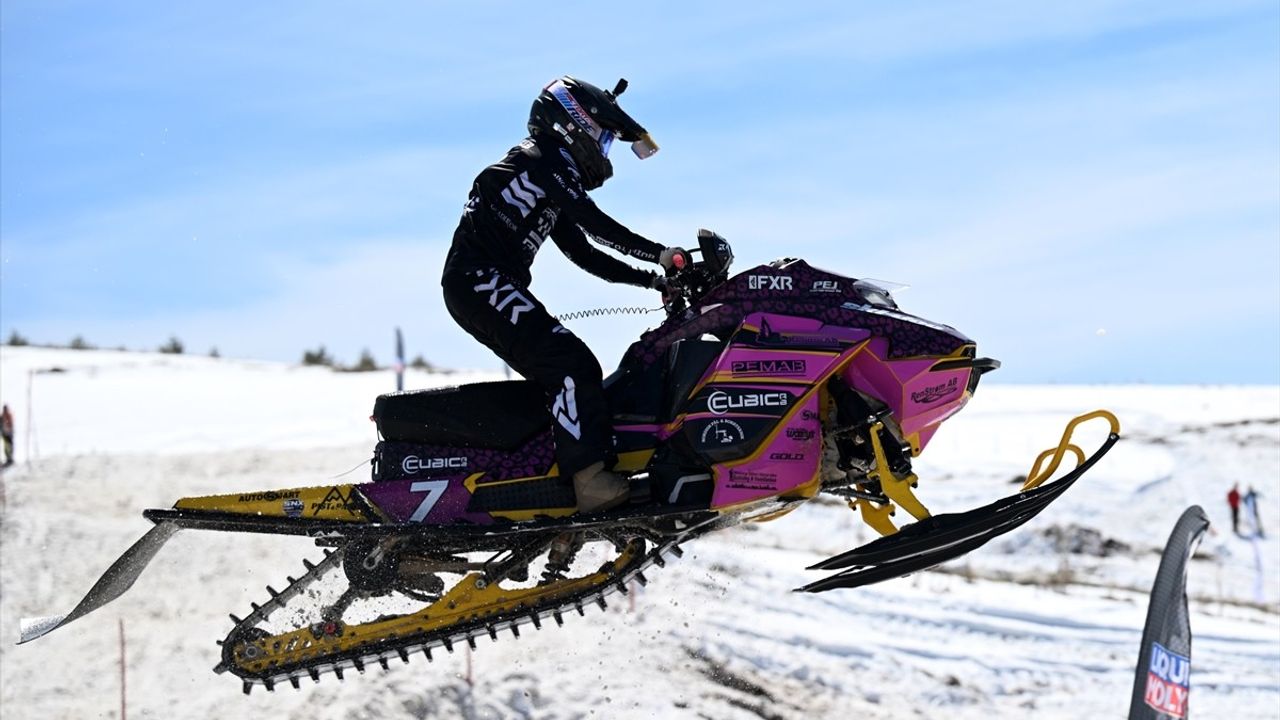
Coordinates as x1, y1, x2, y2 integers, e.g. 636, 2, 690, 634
659, 246, 691, 272
649, 273, 668, 292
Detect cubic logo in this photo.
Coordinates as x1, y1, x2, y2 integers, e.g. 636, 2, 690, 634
748, 275, 793, 291
707, 390, 791, 415
402, 456, 468, 475
810, 280, 841, 293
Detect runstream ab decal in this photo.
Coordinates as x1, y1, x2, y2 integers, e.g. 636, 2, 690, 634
1144, 641, 1190, 718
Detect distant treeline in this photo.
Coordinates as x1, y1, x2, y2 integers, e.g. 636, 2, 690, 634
4, 330, 433, 373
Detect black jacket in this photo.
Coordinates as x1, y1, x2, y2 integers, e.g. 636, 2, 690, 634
444, 136, 662, 288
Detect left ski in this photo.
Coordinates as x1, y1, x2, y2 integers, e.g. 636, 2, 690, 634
800, 419, 1120, 593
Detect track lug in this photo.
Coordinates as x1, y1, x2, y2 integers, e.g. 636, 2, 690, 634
466, 635, 477, 650
530, 613, 541, 630
596, 596, 608, 611
616, 580, 629, 595
378, 657, 390, 671
575, 602, 586, 617
442, 637, 454, 653
267, 585, 280, 597
511, 624, 520, 639
352, 657, 365, 673
308, 668, 320, 683
487, 625, 498, 641
636, 572, 649, 586
242, 682, 253, 695
334, 666, 345, 680
250, 602, 261, 611
653, 555, 666, 568
303, 559, 316, 570
398, 648, 410, 663
424, 646, 434, 662
229, 613, 242, 624
669, 545, 684, 558
289, 675, 300, 690
264, 678, 275, 692
553, 610, 564, 626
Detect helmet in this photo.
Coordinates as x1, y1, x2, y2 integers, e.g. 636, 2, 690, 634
528, 76, 658, 190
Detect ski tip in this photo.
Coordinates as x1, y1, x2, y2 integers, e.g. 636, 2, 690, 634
17, 614, 67, 645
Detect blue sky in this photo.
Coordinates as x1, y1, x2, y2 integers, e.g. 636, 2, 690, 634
2, 1, 1277, 383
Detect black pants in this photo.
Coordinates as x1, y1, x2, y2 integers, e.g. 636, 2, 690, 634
442, 266, 612, 478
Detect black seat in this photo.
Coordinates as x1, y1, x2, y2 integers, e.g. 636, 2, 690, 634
373, 381, 550, 450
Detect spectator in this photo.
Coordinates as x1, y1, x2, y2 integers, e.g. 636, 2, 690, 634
1227, 484, 1241, 535
1, 404, 13, 467
1243, 486, 1265, 539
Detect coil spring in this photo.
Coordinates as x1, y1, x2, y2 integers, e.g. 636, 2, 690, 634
553, 305, 663, 322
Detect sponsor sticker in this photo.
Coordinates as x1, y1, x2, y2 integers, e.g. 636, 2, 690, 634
730, 359, 807, 377
747, 275, 793, 291
1144, 642, 1190, 718
785, 427, 815, 442
401, 455, 468, 475
283, 498, 304, 518
699, 418, 746, 446
910, 377, 959, 405
311, 487, 361, 517
237, 490, 301, 503
769, 452, 805, 461
707, 389, 791, 415
810, 280, 841, 293
727, 469, 778, 490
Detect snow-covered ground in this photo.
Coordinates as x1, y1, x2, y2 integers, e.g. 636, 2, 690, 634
1, 346, 1277, 719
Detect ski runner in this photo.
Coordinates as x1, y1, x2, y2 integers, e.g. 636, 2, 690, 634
441, 76, 688, 513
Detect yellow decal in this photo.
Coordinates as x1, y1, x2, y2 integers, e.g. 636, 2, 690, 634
174, 484, 366, 522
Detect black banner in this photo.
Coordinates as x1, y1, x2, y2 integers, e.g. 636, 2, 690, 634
1128, 505, 1210, 719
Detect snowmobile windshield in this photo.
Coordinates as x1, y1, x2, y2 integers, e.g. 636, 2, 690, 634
852, 279, 909, 308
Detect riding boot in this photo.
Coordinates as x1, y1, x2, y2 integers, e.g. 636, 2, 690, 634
572, 461, 630, 513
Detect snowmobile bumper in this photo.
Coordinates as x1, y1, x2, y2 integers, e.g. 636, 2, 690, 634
799, 410, 1120, 592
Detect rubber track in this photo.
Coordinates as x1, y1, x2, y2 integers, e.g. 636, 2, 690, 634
218, 537, 688, 693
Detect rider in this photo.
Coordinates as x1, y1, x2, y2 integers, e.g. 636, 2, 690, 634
442, 76, 688, 513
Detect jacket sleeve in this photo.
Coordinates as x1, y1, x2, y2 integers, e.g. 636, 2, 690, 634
551, 222, 658, 288
540, 157, 665, 265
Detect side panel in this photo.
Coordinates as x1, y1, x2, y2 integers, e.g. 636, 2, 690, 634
669, 313, 866, 510
842, 337, 975, 452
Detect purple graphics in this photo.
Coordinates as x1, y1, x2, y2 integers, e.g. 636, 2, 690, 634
360, 254, 995, 525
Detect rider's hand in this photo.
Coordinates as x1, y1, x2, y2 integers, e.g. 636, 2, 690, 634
659, 247, 691, 273
649, 273, 668, 292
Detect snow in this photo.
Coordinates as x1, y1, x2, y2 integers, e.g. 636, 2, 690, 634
1, 346, 1277, 719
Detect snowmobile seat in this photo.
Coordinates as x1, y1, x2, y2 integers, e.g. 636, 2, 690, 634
373, 381, 550, 450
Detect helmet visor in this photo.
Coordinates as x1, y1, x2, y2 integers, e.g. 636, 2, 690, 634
599, 130, 614, 157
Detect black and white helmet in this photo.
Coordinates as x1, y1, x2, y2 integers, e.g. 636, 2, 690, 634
528, 76, 658, 190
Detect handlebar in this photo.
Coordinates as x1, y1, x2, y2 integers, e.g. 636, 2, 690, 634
661, 229, 734, 317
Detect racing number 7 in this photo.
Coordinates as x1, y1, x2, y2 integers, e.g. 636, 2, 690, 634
408, 480, 449, 522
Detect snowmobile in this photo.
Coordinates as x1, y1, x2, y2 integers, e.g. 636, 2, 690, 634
18, 230, 1120, 693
